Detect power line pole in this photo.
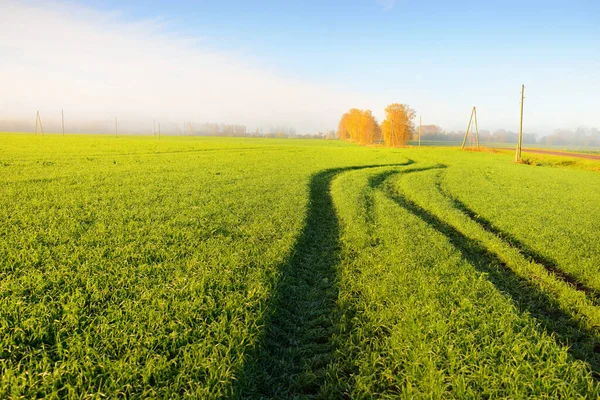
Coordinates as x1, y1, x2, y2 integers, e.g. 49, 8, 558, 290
153, 119, 156, 136
461, 107, 475, 149
473, 107, 480, 149
35, 111, 44, 136
419, 116, 422, 147
516, 84, 525, 162
61, 109, 65, 136
158, 122, 161, 140
115, 117, 118, 138
34, 111, 39, 136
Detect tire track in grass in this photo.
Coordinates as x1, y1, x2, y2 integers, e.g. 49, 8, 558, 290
370, 169, 600, 379
234, 161, 412, 398
434, 176, 600, 304
338, 164, 449, 391
357, 164, 440, 247
367, 164, 448, 188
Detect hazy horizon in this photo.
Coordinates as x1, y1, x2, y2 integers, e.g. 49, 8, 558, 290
1, 1, 599, 135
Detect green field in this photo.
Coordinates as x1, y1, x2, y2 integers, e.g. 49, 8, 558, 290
2, 134, 600, 398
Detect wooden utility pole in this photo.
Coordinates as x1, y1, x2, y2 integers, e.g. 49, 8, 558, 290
61, 109, 65, 136
461, 107, 475, 149
516, 84, 525, 162
115, 117, 118, 137
419, 116, 422, 147
34, 111, 44, 136
473, 107, 480, 149
158, 122, 161, 140
461, 106, 479, 149
153, 119, 156, 136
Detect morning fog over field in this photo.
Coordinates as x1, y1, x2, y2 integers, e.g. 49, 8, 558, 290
1, 1, 600, 398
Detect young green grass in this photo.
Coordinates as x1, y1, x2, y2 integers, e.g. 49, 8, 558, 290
438, 151, 600, 293
1, 135, 600, 398
327, 165, 599, 398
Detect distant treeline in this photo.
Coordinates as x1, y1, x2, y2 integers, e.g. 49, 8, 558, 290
0, 120, 316, 138
538, 127, 600, 147
416, 125, 600, 146
419, 126, 537, 144
192, 124, 338, 139
3, 119, 599, 146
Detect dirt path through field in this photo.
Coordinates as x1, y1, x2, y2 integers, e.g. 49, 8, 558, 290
501, 148, 600, 160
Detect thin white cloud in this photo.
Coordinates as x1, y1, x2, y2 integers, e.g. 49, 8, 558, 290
0, 2, 372, 132
376, 0, 397, 11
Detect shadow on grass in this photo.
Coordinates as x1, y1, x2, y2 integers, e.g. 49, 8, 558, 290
367, 164, 448, 189
234, 161, 413, 398
363, 164, 445, 233
434, 179, 600, 304
371, 169, 600, 379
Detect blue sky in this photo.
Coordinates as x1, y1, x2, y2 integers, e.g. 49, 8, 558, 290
82, 0, 599, 80
1, 0, 599, 133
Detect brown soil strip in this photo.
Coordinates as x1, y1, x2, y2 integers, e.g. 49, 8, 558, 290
500, 148, 600, 160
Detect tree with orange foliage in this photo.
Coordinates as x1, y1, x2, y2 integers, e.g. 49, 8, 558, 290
358, 110, 381, 145
381, 103, 415, 147
345, 108, 363, 143
338, 108, 381, 145
338, 113, 349, 141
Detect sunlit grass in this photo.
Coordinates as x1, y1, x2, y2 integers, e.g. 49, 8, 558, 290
1, 134, 600, 397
